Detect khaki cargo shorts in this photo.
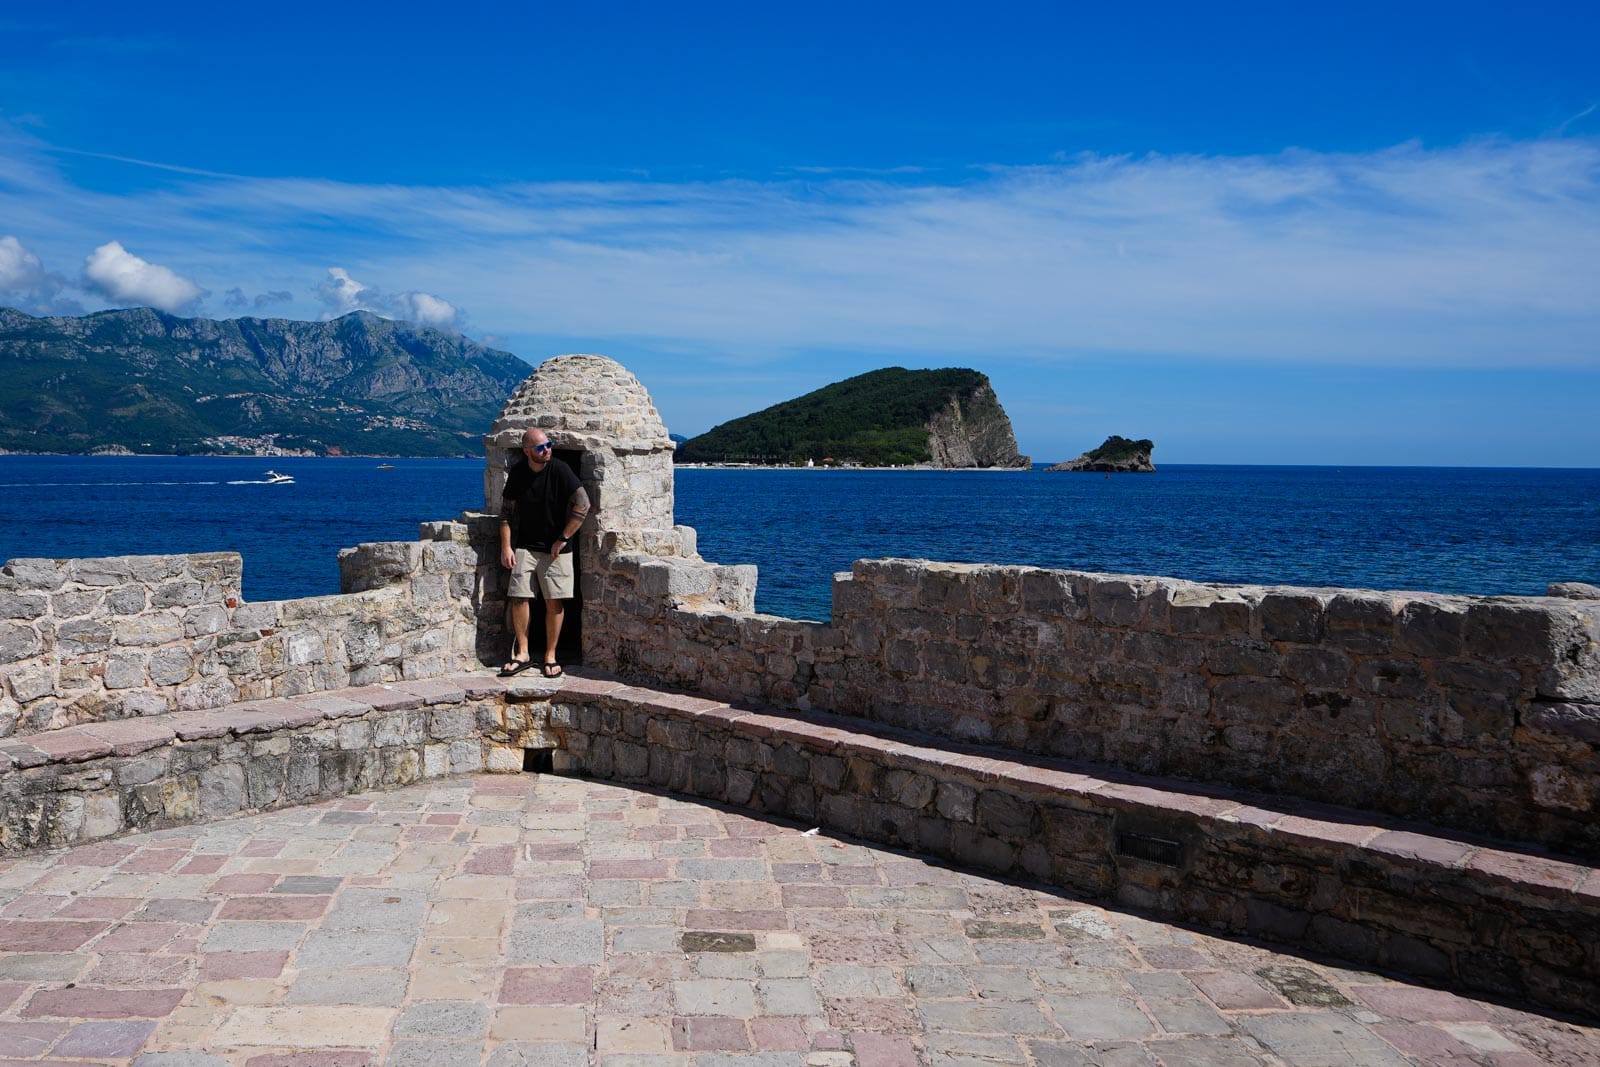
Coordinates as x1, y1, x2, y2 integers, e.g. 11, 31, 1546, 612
509, 548, 575, 600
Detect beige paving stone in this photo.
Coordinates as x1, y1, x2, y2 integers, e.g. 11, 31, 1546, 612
192, 979, 283, 1006
438, 874, 514, 898
597, 1016, 670, 1052
410, 965, 496, 1000
473, 826, 522, 844
426, 898, 510, 937
212, 1005, 396, 1047
702, 882, 782, 908
417, 937, 502, 964
492, 1004, 587, 1041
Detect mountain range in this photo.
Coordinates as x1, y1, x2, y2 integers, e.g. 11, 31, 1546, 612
0, 307, 533, 456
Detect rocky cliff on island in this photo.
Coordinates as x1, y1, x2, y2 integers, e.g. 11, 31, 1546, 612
676, 367, 1030, 468
1050, 435, 1155, 472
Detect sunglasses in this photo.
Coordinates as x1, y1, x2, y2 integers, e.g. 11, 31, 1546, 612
527, 442, 552, 453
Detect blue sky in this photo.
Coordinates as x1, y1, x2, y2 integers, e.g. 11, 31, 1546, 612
1, 1, 1597, 465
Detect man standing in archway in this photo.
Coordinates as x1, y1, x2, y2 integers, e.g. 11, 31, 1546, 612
498, 427, 589, 678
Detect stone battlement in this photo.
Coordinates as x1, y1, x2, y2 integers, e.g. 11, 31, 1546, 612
1, 352, 1597, 1014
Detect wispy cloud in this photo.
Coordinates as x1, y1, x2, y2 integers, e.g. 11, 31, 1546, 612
2, 120, 1597, 369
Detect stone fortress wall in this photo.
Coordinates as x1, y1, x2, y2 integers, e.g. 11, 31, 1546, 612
3, 352, 1598, 1011
2, 351, 1597, 861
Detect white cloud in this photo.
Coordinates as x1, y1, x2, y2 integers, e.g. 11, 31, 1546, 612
315, 266, 461, 330
0, 234, 76, 314
82, 240, 204, 313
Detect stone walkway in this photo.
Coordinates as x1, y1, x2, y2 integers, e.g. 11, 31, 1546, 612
0, 775, 1594, 1066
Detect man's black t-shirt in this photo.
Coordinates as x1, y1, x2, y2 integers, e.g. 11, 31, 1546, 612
502, 456, 581, 553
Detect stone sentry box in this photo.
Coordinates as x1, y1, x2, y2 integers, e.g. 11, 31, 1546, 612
470, 354, 756, 668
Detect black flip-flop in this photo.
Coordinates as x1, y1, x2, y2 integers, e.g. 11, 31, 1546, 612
541, 662, 564, 678
498, 659, 534, 677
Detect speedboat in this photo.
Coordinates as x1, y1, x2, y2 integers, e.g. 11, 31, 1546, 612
264, 470, 294, 484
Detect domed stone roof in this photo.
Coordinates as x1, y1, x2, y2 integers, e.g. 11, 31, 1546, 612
488, 354, 671, 454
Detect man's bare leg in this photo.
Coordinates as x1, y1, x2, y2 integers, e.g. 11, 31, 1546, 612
543, 598, 565, 675
507, 597, 531, 666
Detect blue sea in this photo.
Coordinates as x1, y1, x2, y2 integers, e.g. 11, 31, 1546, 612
2, 456, 1597, 621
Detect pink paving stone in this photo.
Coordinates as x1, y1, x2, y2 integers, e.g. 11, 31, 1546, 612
198, 950, 291, 980
22, 986, 185, 1018
425, 814, 463, 824
673, 1016, 752, 1051
592, 810, 626, 821
782, 885, 851, 908
86, 953, 192, 985
176, 854, 229, 874
58, 842, 137, 867
772, 863, 825, 883
46, 900, 133, 922
590, 860, 672, 880
550, 674, 628, 699
80, 719, 176, 756
0, 985, 26, 1012
852, 1033, 921, 1067
120, 849, 188, 873
1370, 1023, 1480, 1059
827, 866, 884, 885
0, 1020, 66, 1056
499, 967, 596, 1005
685, 823, 723, 839
1352, 984, 1491, 1022
750, 1017, 810, 1051
25, 728, 115, 763
404, 825, 455, 841
0, 743, 47, 769
94, 921, 193, 951
807, 934, 910, 964
136, 899, 218, 923
685, 909, 789, 931
1367, 830, 1476, 867
1187, 970, 1286, 1010
0, 920, 107, 951
245, 1054, 371, 1067
171, 711, 233, 741
1271, 814, 1380, 849
53, 1018, 158, 1058
631, 825, 680, 841
1463, 850, 1589, 898
218, 895, 331, 920
709, 838, 764, 857
465, 845, 517, 874
0, 895, 65, 919
824, 997, 921, 1033
1139, 945, 1214, 969
881, 863, 965, 886
391, 679, 466, 704
339, 685, 424, 711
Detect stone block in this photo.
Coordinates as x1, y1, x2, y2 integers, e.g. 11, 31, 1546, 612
0, 591, 47, 620
7, 558, 69, 591
101, 651, 146, 690
199, 763, 245, 817
1259, 592, 1328, 643
113, 614, 182, 647
149, 647, 195, 687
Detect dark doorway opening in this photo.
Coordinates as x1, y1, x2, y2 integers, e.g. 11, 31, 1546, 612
531, 446, 585, 668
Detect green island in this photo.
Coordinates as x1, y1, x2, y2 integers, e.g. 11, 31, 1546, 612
675, 367, 1028, 468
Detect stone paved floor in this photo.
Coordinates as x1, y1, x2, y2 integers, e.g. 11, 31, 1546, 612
0, 775, 1595, 1066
